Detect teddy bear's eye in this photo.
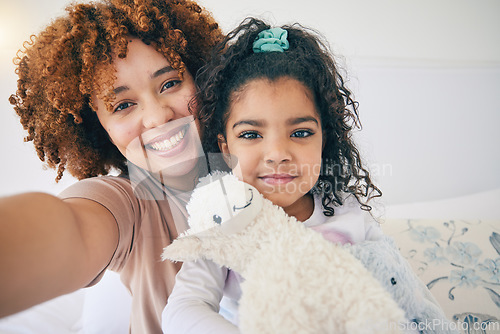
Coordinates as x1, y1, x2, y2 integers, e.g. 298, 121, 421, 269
390, 277, 397, 285
213, 215, 222, 225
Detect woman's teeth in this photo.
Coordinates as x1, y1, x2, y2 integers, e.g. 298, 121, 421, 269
148, 127, 186, 151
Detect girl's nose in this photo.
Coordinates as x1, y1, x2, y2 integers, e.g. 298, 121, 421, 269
142, 99, 175, 129
264, 138, 292, 165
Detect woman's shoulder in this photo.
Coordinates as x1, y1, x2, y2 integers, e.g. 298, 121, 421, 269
59, 173, 164, 200
58, 175, 145, 222
59, 175, 134, 200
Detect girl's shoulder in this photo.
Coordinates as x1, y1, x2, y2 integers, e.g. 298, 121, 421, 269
310, 192, 362, 219
308, 193, 383, 243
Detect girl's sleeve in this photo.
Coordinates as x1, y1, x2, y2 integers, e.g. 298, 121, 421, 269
162, 259, 240, 334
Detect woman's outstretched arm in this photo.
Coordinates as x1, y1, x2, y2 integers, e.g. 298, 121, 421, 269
0, 192, 119, 317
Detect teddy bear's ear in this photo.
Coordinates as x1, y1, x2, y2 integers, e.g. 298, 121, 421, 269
161, 230, 214, 262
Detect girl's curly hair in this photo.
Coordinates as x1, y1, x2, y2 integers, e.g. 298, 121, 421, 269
9, 0, 222, 181
196, 17, 381, 214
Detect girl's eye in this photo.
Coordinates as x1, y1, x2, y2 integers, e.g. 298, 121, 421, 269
161, 79, 181, 93
291, 130, 314, 138
239, 131, 262, 140
113, 101, 135, 113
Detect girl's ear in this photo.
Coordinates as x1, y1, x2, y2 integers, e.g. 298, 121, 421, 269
217, 134, 228, 154
218, 134, 232, 167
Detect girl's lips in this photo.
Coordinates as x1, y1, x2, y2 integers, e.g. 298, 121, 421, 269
259, 174, 297, 185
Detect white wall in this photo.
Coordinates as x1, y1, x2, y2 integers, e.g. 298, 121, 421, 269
1, 0, 499, 216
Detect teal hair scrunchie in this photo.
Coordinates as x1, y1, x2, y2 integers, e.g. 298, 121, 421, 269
252, 28, 289, 53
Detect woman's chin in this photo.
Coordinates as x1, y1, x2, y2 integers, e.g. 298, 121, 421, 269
152, 156, 201, 178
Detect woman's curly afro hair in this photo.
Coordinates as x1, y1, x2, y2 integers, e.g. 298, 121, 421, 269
9, 0, 222, 181
196, 18, 381, 214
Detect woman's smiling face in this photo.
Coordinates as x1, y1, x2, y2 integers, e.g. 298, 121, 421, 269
94, 38, 204, 184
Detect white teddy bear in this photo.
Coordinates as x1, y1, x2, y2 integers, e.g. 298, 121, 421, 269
162, 172, 406, 334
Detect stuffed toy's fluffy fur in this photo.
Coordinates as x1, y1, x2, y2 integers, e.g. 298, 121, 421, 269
163, 173, 406, 333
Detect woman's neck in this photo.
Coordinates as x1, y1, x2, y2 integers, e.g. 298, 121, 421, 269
152, 158, 207, 192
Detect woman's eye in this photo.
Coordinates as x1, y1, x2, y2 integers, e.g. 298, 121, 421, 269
161, 79, 181, 92
239, 131, 261, 139
291, 130, 313, 138
113, 101, 134, 113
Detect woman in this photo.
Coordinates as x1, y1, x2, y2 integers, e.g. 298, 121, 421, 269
0, 0, 222, 332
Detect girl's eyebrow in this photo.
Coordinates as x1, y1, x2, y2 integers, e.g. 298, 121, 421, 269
232, 119, 264, 129
288, 116, 319, 126
232, 116, 319, 130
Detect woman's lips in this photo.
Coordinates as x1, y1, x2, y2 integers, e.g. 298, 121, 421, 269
259, 174, 297, 185
146, 125, 187, 152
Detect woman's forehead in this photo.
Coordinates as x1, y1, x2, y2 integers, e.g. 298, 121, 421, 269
93, 39, 173, 95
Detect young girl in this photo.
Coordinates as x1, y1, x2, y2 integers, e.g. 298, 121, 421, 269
0, 0, 222, 332
162, 18, 383, 333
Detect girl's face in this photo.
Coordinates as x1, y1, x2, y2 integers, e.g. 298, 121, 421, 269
219, 77, 323, 221
94, 38, 204, 187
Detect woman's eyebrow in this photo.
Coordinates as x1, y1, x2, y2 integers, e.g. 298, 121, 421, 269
113, 86, 129, 95
112, 66, 175, 96
151, 66, 175, 79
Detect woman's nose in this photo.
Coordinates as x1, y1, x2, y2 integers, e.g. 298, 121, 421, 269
264, 138, 292, 165
142, 99, 175, 129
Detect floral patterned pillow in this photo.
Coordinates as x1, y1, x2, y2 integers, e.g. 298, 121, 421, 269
384, 219, 500, 334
